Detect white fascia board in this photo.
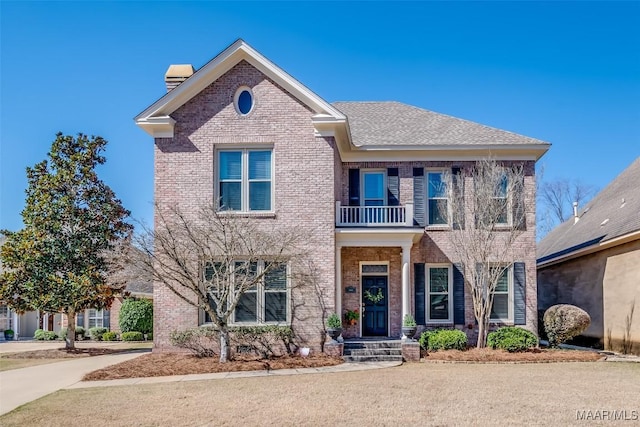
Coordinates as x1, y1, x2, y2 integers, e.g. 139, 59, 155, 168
335, 228, 424, 247
135, 40, 344, 138
135, 116, 176, 138
339, 146, 548, 162
537, 230, 640, 269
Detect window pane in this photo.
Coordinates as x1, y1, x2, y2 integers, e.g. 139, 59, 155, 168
219, 152, 242, 180
220, 182, 242, 210
428, 199, 448, 225
491, 294, 508, 319
249, 151, 271, 180
363, 173, 384, 199
497, 175, 508, 197
430, 295, 449, 320
265, 292, 287, 322
429, 268, 449, 293
235, 293, 257, 322
265, 263, 287, 290
249, 182, 271, 211
238, 90, 253, 115
428, 173, 447, 198
495, 269, 509, 292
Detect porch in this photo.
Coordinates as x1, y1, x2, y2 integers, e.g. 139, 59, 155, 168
335, 201, 415, 227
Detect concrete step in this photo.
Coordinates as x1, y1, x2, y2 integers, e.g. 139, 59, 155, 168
343, 342, 402, 350
345, 348, 403, 356
343, 354, 404, 363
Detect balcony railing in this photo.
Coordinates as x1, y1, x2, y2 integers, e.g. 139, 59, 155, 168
336, 201, 414, 227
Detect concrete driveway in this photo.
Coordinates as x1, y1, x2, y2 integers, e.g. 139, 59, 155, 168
0, 345, 146, 415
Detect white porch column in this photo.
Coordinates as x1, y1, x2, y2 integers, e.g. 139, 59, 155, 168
401, 243, 412, 337
12, 310, 19, 340
335, 244, 342, 316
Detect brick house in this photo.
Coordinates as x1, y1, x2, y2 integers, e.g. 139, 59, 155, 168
135, 39, 549, 352
537, 157, 640, 354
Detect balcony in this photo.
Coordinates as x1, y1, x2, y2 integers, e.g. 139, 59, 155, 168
335, 201, 415, 227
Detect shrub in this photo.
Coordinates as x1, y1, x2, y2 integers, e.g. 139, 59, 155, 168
170, 326, 219, 358
403, 314, 416, 327
419, 329, 467, 351
58, 328, 67, 340
326, 313, 341, 329
544, 304, 591, 348
34, 329, 57, 340
122, 331, 144, 341
76, 326, 85, 338
146, 332, 153, 341
232, 325, 294, 359
119, 299, 153, 334
487, 327, 537, 352
102, 331, 118, 341
89, 327, 108, 341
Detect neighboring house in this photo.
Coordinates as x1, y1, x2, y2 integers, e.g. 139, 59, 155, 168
135, 39, 549, 351
537, 158, 640, 354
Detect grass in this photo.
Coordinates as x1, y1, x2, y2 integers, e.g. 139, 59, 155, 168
1, 362, 638, 426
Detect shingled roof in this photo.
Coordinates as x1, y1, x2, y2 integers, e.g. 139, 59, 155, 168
332, 101, 550, 148
537, 157, 640, 264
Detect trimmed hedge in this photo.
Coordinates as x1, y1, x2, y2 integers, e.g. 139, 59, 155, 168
89, 327, 108, 341
34, 329, 58, 340
543, 304, 591, 348
102, 331, 118, 341
119, 299, 153, 334
419, 329, 467, 351
122, 331, 144, 342
487, 327, 537, 352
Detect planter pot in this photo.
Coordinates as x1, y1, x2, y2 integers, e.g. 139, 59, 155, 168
326, 327, 342, 342
402, 326, 417, 340
4, 330, 14, 341
299, 347, 310, 358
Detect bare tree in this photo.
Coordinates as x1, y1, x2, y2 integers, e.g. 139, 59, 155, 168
131, 204, 311, 363
443, 158, 526, 348
538, 178, 597, 237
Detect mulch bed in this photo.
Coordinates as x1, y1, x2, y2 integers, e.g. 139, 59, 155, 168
422, 348, 604, 363
1, 348, 138, 359
83, 353, 343, 381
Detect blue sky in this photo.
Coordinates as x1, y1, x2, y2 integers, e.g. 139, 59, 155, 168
1, 1, 639, 231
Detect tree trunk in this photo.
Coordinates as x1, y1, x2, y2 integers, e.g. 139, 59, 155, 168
219, 326, 230, 363
65, 311, 76, 350
476, 314, 489, 348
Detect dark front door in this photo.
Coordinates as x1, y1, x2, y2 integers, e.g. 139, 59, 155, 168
362, 276, 388, 336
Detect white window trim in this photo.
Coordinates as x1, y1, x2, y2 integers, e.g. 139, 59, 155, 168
233, 86, 255, 116
230, 261, 290, 326
489, 265, 514, 323
426, 264, 453, 323
216, 147, 275, 214
426, 169, 451, 227
359, 261, 390, 337
88, 308, 104, 329
360, 169, 387, 207
493, 174, 512, 226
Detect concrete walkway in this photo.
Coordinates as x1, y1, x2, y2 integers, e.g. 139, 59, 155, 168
0, 351, 146, 415
66, 360, 402, 389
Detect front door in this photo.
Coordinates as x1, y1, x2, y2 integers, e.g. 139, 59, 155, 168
362, 276, 388, 336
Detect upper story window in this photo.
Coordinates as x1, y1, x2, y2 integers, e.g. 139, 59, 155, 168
218, 149, 273, 212
427, 171, 449, 225
361, 170, 386, 206
493, 175, 509, 225
234, 86, 254, 115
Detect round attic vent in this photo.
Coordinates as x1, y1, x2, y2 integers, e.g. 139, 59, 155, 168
234, 86, 254, 115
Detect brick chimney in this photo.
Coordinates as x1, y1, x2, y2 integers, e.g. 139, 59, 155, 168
164, 64, 195, 92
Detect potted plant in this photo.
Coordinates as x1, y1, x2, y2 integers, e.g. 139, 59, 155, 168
75, 326, 85, 340
326, 313, 342, 342
402, 314, 417, 340
344, 309, 359, 326
3, 329, 15, 340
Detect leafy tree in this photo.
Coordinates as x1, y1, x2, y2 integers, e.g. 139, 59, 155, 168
0, 133, 132, 349
119, 298, 153, 334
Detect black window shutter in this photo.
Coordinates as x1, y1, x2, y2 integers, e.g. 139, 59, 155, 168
387, 168, 399, 206
453, 263, 465, 325
513, 262, 526, 325
413, 168, 425, 226
451, 167, 465, 230
103, 310, 111, 329
76, 311, 85, 328
512, 175, 526, 230
348, 169, 360, 206
414, 263, 426, 325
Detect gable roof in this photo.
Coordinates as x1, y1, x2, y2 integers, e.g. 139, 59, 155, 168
537, 157, 640, 265
332, 101, 549, 149
135, 39, 346, 138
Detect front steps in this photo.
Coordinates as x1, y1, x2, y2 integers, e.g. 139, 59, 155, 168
343, 340, 404, 363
